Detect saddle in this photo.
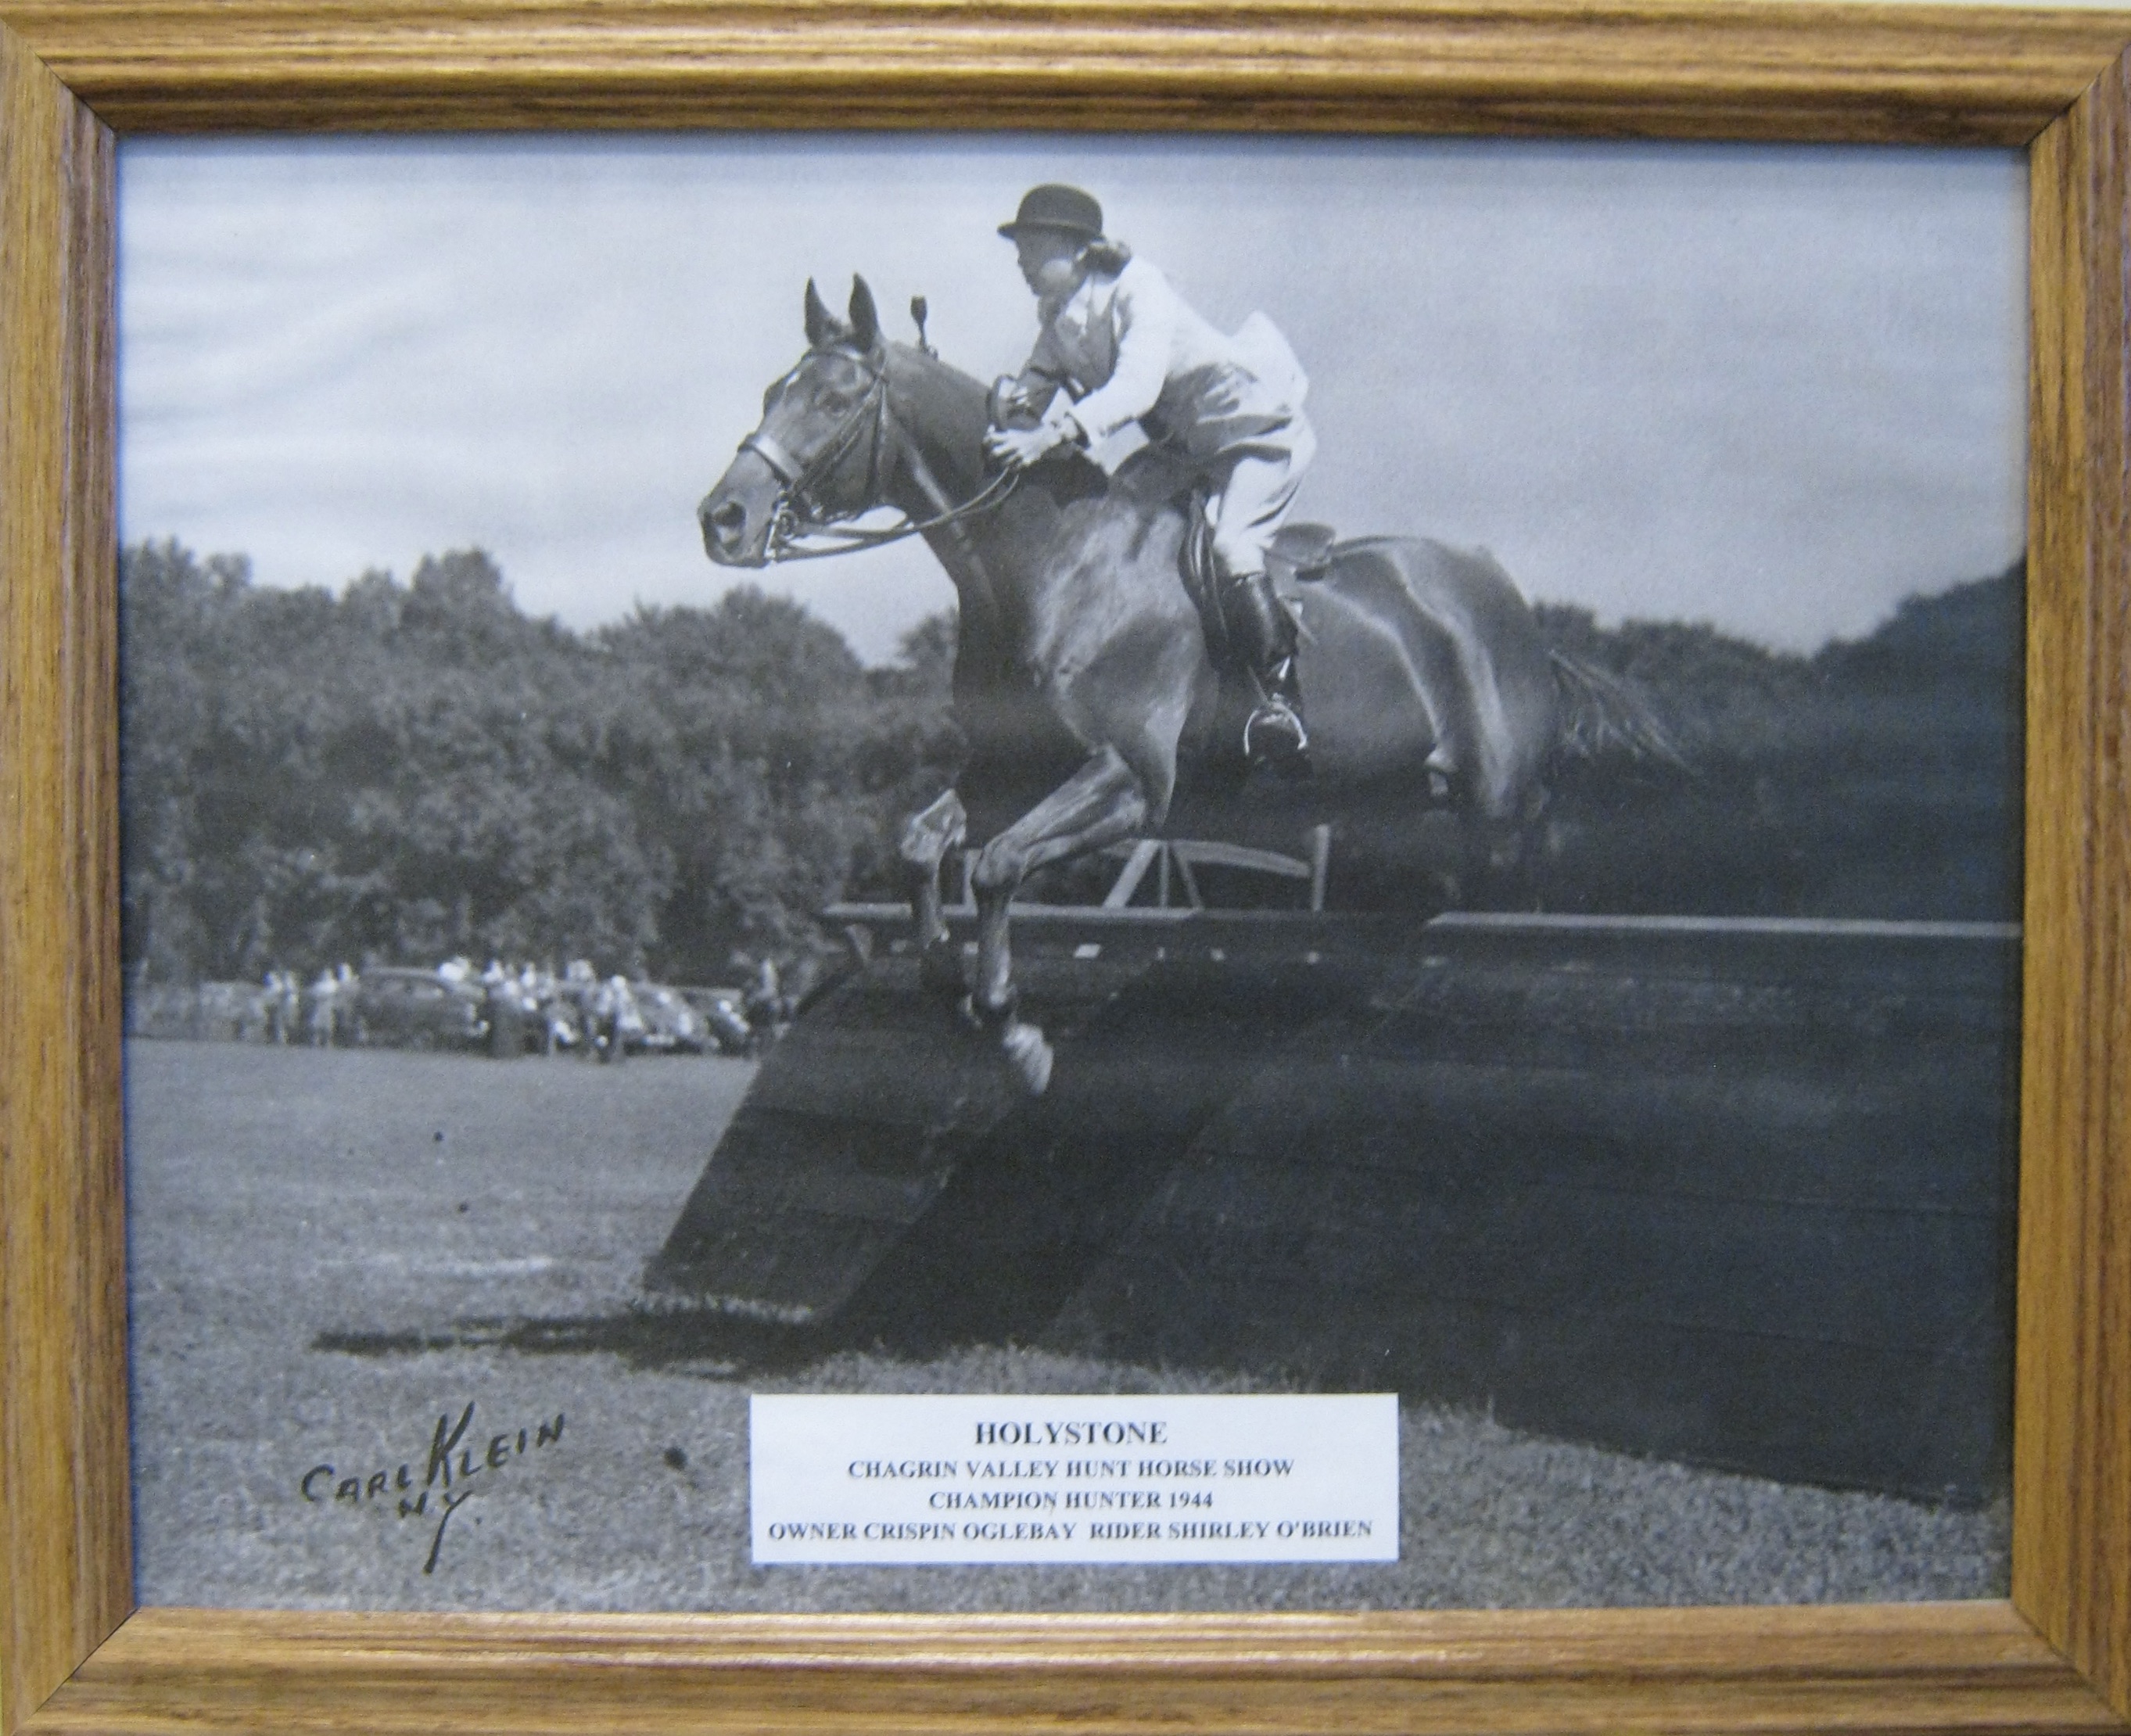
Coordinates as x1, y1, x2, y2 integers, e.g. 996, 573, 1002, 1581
1179, 503, 1338, 669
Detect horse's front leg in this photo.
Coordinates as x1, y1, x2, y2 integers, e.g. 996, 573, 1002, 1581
968, 747, 1148, 1095
899, 788, 967, 999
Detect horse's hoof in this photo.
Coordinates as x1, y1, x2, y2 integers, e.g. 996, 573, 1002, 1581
1000, 1020, 1053, 1096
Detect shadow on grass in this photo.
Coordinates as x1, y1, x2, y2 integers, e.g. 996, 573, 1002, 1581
310, 1307, 879, 1379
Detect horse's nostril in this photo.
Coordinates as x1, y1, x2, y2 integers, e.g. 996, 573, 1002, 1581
710, 500, 748, 536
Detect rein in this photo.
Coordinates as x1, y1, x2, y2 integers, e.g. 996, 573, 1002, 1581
741, 352, 1019, 564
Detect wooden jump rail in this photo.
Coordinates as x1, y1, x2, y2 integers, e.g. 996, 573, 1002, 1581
827, 823, 1335, 937
1097, 823, 1333, 913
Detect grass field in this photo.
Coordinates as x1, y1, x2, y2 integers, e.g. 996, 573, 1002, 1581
125, 1039, 2007, 1612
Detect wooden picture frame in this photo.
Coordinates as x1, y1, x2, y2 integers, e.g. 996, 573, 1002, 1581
5, 2, 2130, 1730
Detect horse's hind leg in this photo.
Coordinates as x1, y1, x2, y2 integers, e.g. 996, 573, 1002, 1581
900, 789, 967, 998
968, 747, 1148, 1095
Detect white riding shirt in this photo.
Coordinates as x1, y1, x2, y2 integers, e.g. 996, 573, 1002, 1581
1018, 256, 1310, 466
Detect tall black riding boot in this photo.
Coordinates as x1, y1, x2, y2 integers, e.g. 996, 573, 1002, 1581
1224, 566, 1309, 766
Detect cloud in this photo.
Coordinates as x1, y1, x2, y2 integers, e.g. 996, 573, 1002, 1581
120, 135, 2024, 661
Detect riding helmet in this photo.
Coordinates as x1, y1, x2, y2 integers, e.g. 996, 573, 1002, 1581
998, 184, 1105, 242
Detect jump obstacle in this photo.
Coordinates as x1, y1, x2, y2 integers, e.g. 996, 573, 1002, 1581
644, 857, 2018, 1506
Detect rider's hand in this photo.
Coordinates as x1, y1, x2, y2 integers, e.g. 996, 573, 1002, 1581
984, 419, 1070, 472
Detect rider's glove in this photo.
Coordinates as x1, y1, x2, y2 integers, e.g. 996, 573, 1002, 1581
984, 400, 1082, 471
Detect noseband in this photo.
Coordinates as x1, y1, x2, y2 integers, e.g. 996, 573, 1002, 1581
738, 350, 1017, 563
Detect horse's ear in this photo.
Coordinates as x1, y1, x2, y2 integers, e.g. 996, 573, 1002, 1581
803, 278, 843, 350
848, 275, 882, 353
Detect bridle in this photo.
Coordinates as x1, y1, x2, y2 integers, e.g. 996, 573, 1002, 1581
739, 348, 1018, 564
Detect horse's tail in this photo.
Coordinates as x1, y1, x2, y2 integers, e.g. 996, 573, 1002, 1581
1547, 650, 1692, 773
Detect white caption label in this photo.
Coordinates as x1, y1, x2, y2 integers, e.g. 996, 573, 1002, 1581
749, 1393, 1397, 1564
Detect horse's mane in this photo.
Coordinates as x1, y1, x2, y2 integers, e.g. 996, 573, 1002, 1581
881, 340, 1139, 529
883, 343, 989, 441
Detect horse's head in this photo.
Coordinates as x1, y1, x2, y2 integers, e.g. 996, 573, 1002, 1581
699, 276, 892, 567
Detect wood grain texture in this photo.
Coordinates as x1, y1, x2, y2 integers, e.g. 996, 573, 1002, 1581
0, 0, 2129, 141
2, 2, 2131, 1733
2018, 46, 2131, 1722
0, 19, 124, 1736
20, 1603, 2129, 1734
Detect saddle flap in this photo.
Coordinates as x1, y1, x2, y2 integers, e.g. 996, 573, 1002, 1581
1179, 492, 1224, 654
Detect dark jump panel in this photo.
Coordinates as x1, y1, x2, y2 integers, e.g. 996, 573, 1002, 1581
1052, 916, 2019, 1504
642, 911, 1373, 1325
645, 909, 2018, 1503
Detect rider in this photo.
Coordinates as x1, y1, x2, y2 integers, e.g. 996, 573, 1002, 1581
982, 183, 1316, 767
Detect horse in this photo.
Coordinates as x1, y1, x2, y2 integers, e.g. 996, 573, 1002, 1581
699, 276, 1673, 1093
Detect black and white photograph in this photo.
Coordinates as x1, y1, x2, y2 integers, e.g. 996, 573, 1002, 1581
117, 132, 2026, 1613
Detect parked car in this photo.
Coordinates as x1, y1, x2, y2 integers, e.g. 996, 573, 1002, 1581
675, 986, 755, 1056
627, 983, 712, 1056
350, 967, 491, 1052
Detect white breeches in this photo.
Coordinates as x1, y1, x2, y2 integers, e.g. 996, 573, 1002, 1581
1206, 414, 1318, 578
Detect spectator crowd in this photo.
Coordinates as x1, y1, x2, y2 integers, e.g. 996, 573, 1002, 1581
138, 954, 792, 1060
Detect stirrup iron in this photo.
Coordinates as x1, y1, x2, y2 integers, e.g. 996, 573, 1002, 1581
1243, 694, 1309, 762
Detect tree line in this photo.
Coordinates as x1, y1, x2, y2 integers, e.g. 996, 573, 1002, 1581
120, 538, 2024, 988
1523, 561, 2023, 920
120, 541, 957, 988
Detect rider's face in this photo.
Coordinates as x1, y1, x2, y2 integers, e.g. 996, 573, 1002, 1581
1013, 228, 1086, 298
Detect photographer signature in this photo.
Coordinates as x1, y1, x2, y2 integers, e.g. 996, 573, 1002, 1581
302, 1401, 565, 1573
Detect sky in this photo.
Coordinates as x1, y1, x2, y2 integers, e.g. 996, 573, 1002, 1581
117, 134, 2025, 663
